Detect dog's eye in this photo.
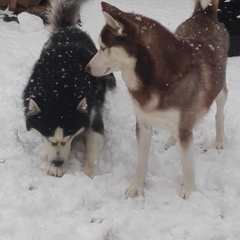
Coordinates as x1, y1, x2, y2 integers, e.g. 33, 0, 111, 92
60, 142, 66, 146
47, 138, 58, 146
51, 141, 58, 146
100, 46, 106, 51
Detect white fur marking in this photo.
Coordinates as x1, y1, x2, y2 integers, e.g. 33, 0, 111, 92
179, 142, 196, 199
43, 127, 85, 177
46, 163, 64, 177
27, 99, 41, 116
133, 105, 180, 138
200, 0, 211, 10
215, 88, 227, 150
83, 131, 104, 177
125, 121, 152, 198
87, 37, 137, 84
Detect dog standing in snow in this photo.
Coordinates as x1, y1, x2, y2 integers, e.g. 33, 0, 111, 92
86, 0, 229, 198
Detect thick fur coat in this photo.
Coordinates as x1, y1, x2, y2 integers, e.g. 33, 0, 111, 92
86, 0, 229, 198
23, 0, 116, 177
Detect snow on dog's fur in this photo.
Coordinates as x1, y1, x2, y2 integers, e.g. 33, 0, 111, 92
86, 0, 229, 198
23, 0, 116, 177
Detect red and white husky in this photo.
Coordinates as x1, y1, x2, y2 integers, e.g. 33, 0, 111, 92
86, 0, 229, 198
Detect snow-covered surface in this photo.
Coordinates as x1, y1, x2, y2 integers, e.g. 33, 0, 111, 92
18, 12, 44, 33
0, 0, 240, 239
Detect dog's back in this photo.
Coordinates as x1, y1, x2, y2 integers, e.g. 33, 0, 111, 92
176, 0, 229, 57
174, 0, 229, 110
175, 0, 229, 91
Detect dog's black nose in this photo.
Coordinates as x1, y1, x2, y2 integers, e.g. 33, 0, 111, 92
85, 64, 91, 73
52, 159, 64, 167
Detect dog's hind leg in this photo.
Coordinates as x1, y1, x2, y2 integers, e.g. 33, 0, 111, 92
179, 131, 196, 199
83, 130, 104, 177
215, 86, 227, 150
125, 118, 152, 198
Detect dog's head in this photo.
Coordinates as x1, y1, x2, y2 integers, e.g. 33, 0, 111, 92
86, 2, 157, 77
25, 97, 88, 167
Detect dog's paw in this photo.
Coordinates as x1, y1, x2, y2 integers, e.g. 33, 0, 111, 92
179, 183, 196, 199
164, 135, 177, 149
215, 137, 226, 150
46, 164, 64, 177
83, 163, 97, 178
125, 180, 144, 198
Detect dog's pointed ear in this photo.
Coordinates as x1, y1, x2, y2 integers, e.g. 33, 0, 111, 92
102, 11, 124, 34
77, 98, 88, 112
101, 2, 122, 14
27, 99, 41, 116
101, 2, 124, 34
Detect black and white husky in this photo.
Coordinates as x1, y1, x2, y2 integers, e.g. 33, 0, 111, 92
22, 0, 116, 177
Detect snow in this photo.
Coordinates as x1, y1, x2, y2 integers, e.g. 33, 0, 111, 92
18, 12, 44, 33
0, 0, 240, 239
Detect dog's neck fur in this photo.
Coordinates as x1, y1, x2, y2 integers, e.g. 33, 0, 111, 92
116, 19, 194, 107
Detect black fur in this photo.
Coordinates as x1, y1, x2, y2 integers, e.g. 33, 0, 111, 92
23, 0, 116, 139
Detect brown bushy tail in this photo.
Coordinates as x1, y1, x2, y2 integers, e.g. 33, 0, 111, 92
48, 0, 88, 31
194, 0, 219, 16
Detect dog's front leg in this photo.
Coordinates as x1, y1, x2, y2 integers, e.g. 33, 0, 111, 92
83, 130, 104, 177
125, 119, 152, 198
215, 87, 227, 150
179, 131, 196, 199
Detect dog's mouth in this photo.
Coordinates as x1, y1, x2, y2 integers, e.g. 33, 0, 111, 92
104, 67, 111, 75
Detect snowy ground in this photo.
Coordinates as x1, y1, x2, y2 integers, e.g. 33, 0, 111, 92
1, 0, 240, 239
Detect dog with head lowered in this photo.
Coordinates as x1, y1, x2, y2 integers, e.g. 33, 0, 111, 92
86, 0, 229, 198
23, 0, 116, 178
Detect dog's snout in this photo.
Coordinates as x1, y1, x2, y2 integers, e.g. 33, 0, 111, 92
85, 64, 91, 74
52, 159, 64, 167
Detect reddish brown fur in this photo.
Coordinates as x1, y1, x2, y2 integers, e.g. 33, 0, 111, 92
0, 0, 41, 11
101, 1, 229, 126
92, 0, 230, 197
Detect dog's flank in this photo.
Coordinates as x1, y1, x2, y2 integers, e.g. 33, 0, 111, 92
86, 0, 229, 198
23, 0, 116, 177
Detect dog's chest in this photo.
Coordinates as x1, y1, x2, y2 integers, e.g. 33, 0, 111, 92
132, 102, 180, 133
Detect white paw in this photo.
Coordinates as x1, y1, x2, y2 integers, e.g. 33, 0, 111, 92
179, 183, 196, 199
164, 135, 177, 149
125, 180, 144, 198
46, 164, 64, 177
83, 163, 97, 178
215, 136, 226, 150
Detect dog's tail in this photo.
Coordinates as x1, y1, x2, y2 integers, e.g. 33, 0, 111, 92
194, 0, 219, 16
48, 0, 88, 31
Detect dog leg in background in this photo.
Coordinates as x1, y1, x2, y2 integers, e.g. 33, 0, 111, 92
179, 131, 196, 199
83, 130, 104, 177
8, 0, 16, 11
215, 86, 228, 150
125, 119, 152, 198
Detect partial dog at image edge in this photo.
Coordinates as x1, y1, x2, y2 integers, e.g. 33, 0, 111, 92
22, 0, 116, 178
86, 0, 229, 199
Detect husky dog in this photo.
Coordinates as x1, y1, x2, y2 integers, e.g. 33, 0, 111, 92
86, 0, 229, 198
23, 0, 116, 177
